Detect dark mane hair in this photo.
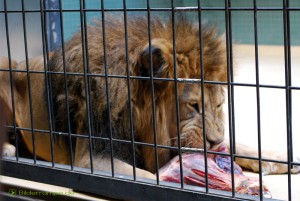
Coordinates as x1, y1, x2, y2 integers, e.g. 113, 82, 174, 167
49, 14, 226, 171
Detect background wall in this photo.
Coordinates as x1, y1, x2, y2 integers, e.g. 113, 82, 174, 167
61, 0, 300, 45
1, 0, 300, 61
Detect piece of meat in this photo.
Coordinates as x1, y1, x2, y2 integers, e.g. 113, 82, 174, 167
159, 145, 271, 197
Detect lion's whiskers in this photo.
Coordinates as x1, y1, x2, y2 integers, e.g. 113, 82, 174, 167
163, 133, 193, 148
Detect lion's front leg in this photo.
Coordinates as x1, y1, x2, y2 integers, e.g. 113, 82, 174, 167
74, 138, 156, 179
226, 142, 300, 175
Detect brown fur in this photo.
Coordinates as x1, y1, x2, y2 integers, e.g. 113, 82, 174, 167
48, 15, 226, 173
1, 16, 299, 177
0, 97, 6, 156
0, 54, 69, 162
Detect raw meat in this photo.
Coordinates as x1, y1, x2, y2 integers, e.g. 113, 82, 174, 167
159, 145, 271, 197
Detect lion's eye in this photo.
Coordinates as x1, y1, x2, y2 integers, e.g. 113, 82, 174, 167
216, 103, 223, 109
190, 103, 200, 113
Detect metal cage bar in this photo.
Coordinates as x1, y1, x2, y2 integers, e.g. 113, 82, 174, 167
145, 0, 160, 184
2, 7, 300, 13
283, 0, 293, 200
20, 0, 37, 164
1, 0, 299, 201
40, 0, 56, 168
225, 0, 236, 197
122, 0, 137, 181
197, 0, 209, 193
253, 0, 264, 200
1, 67, 300, 90
170, 0, 184, 189
2, 0, 20, 161
100, 0, 115, 177
57, 0, 75, 170
79, 0, 94, 174
3, 159, 272, 201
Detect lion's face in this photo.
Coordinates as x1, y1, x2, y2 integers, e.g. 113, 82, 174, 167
135, 37, 227, 152
132, 21, 227, 171
168, 83, 225, 149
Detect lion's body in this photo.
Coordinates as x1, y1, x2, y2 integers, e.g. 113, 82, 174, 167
2, 16, 297, 177
48, 16, 226, 172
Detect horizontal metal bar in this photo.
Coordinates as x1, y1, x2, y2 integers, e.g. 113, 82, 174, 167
1, 159, 278, 201
5, 124, 300, 166
1, 7, 300, 13
1, 68, 299, 90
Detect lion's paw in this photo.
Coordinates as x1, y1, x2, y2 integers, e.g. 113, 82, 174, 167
2, 143, 16, 157
260, 152, 300, 175
291, 156, 300, 174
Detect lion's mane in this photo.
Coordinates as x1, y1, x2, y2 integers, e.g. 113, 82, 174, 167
49, 15, 226, 172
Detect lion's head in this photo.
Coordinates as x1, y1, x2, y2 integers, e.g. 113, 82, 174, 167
129, 17, 227, 172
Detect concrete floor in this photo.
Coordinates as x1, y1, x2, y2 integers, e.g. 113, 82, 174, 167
226, 45, 300, 201
227, 45, 300, 155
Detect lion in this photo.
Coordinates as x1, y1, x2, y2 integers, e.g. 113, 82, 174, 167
1, 15, 299, 179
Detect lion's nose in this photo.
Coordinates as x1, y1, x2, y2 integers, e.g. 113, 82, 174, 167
207, 135, 224, 146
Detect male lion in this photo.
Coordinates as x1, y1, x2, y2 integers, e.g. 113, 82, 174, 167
1, 16, 299, 178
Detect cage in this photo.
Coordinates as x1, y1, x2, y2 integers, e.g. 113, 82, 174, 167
0, 0, 300, 201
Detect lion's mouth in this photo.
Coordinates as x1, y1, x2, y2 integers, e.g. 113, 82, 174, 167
174, 128, 214, 150
173, 119, 224, 150
180, 137, 213, 150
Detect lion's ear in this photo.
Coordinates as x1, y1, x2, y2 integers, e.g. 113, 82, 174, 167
133, 39, 172, 101
138, 39, 172, 79
140, 45, 165, 78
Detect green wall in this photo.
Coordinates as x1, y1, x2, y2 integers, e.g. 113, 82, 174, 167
60, 0, 300, 45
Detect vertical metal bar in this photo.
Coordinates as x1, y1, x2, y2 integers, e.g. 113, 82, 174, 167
79, 0, 94, 174
58, 0, 74, 170
146, 0, 160, 184
197, 0, 209, 193
21, 0, 37, 164
253, 1, 263, 200
225, 0, 235, 197
100, 0, 115, 177
283, 0, 293, 200
81, 0, 96, 156
228, 3, 236, 159
123, 0, 137, 181
44, 0, 56, 132
171, 0, 184, 189
46, 0, 61, 51
3, 0, 19, 161
40, 0, 55, 167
